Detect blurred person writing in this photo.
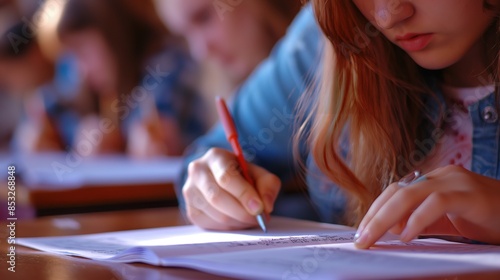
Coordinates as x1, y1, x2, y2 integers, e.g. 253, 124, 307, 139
0, 4, 87, 153
57, 0, 206, 157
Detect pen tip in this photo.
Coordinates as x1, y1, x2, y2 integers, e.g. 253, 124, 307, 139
256, 214, 267, 233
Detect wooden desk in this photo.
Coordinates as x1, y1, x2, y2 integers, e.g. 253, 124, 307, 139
28, 182, 177, 216
1, 208, 499, 280
1, 154, 182, 216
0, 208, 233, 280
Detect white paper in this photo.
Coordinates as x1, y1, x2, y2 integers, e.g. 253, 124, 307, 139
175, 238, 500, 279
18, 217, 500, 279
18, 217, 354, 259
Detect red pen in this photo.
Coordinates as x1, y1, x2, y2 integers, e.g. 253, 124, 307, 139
215, 96, 267, 232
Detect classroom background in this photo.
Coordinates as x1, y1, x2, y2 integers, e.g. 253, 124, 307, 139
0, 0, 302, 218
1, 1, 500, 279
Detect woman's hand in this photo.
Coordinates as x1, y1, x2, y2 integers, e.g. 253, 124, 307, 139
355, 165, 500, 249
183, 148, 281, 230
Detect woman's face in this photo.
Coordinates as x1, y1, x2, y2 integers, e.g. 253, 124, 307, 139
62, 30, 117, 93
353, 0, 498, 71
157, 0, 276, 82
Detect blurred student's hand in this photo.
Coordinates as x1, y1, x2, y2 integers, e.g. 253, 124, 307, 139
17, 95, 62, 152
16, 118, 62, 152
127, 116, 185, 158
74, 114, 124, 155
355, 165, 500, 249
127, 119, 167, 158
183, 148, 281, 230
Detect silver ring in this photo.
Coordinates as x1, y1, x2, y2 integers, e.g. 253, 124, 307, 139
398, 170, 427, 187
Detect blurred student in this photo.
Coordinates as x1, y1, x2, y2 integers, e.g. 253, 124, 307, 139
180, 0, 500, 248
154, 0, 302, 124
57, 0, 205, 157
0, 4, 87, 153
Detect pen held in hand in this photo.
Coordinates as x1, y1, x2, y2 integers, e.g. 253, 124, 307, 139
215, 96, 267, 233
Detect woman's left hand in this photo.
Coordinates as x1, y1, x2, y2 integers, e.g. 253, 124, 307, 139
355, 165, 500, 249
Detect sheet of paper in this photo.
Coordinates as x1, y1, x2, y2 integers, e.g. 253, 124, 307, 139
170, 238, 500, 280
17, 217, 500, 280
11, 152, 182, 188
18, 217, 355, 260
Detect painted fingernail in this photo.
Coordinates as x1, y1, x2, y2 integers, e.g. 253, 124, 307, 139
247, 199, 262, 215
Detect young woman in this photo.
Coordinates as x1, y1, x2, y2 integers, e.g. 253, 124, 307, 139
310, 0, 500, 248
181, 0, 500, 247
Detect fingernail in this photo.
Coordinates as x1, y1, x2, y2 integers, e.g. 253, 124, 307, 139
354, 231, 361, 242
354, 224, 365, 241
247, 199, 262, 215
356, 225, 364, 237
400, 228, 412, 242
354, 230, 370, 248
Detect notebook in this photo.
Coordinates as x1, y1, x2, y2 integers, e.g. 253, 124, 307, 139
18, 217, 500, 279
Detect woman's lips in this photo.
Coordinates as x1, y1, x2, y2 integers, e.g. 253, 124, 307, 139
396, 33, 433, 52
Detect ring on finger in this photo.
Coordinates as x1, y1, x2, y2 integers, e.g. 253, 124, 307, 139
398, 170, 428, 187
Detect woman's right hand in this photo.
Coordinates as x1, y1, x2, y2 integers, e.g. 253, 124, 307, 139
183, 148, 281, 230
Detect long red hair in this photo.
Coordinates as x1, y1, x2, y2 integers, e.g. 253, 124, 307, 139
297, 0, 500, 225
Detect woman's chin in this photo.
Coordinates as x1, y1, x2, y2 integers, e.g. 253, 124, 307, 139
407, 52, 459, 71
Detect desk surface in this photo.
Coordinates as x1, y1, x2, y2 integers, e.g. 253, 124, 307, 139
0, 153, 182, 217
1, 208, 500, 280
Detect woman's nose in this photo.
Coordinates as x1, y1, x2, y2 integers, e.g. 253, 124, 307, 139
373, 0, 414, 29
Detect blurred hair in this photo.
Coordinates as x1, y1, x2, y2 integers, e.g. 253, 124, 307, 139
0, 21, 35, 59
57, 0, 168, 94
294, 0, 499, 226
256, 0, 303, 42
0, 3, 36, 60
266, 0, 303, 22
